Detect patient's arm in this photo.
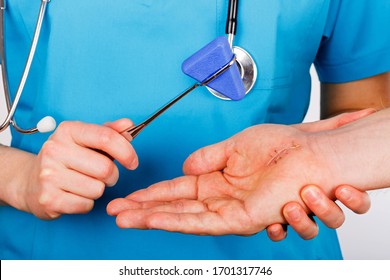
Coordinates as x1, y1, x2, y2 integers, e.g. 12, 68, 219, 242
107, 109, 389, 235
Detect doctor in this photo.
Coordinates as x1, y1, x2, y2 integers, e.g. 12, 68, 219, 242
1, 0, 390, 259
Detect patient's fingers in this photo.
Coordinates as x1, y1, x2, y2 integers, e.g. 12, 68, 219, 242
183, 139, 234, 175
125, 176, 199, 202
107, 198, 206, 217
115, 210, 255, 236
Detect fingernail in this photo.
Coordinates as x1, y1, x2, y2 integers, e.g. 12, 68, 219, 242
302, 188, 320, 204
286, 205, 301, 221
338, 187, 352, 201
129, 157, 138, 170
269, 228, 282, 238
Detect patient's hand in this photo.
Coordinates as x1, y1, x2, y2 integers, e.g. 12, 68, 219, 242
107, 110, 374, 236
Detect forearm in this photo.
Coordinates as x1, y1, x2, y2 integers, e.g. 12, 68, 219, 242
0, 144, 35, 208
313, 108, 390, 191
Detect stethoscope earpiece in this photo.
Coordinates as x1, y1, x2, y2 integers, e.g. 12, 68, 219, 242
37, 116, 57, 133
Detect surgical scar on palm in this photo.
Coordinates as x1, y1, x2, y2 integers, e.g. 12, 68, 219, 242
267, 142, 301, 166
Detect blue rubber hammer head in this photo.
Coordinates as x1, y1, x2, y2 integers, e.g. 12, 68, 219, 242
181, 36, 246, 101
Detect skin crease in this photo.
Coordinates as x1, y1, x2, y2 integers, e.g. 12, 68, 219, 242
106, 109, 376, 235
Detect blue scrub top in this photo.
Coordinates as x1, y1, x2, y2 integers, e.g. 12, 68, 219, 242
1, 0, 390, 260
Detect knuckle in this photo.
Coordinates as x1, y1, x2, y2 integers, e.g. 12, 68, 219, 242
198, 148, 210, 167
97, 129, 115, 147
40, 140, 59, 159
37, 190, 56, 211
38, 168, 56, 189
45, 211, 61, 220
99, 160, 116, 181
92, 182, 106, 199
123, 148, 136, 165
316, 206, 332, 217
329, 215, 345, 229
355, 195, 371, 214
56, 121, 73, 134
166, 178, 180, 193
313, 201, 336, 218
53, 121, 82, 140
36, 172, 62, 215
79, 200, 95, 214
302, 226, 319, 240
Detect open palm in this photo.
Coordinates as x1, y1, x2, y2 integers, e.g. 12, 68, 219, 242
107, 110, 373, 235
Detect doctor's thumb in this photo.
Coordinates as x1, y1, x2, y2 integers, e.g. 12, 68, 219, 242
104, 118, 135, 142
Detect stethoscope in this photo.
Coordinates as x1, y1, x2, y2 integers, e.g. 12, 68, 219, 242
0, 0, 257, 138
208, 0, 257, 100
0, 0, 55, 134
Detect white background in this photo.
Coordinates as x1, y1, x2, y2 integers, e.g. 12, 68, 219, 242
0, 67, 389, 259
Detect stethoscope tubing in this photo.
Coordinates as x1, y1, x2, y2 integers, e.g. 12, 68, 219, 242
0, 0, 256, 137
0, 0, 51, 134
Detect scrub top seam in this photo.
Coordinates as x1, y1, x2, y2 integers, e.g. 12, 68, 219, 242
315, 47, 390, 68
315, 48, 390, 83
290, 1, 329, 75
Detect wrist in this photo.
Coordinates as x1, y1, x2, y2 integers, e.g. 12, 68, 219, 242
309, 117, 390, 191
0, 146, 36, 210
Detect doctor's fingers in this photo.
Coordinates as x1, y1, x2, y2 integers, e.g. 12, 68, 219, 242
267, 208, 319, 241
301, 185, 345, 229
40, 140, 119, 186
271, 186, 356, 241
103, 118, 135, 142
35, 187, 95, 219
282, 202, 319, 240
266, 224, 287, 242
281, 186, 348, 240
38, 166, 107, 200
335, 185, 371, 214
52, 121, 138, 170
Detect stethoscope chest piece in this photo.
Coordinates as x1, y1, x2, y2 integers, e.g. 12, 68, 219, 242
207, 0, 258, 100
208, 45, 257, 100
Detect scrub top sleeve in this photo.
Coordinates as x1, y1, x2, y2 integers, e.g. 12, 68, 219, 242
314, 0, 390, 83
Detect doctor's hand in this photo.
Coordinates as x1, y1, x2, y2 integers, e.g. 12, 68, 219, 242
20, 119, 138, 220
266, 184, 371, 241
265, 115, 373, 241
107, 110, 373, 236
